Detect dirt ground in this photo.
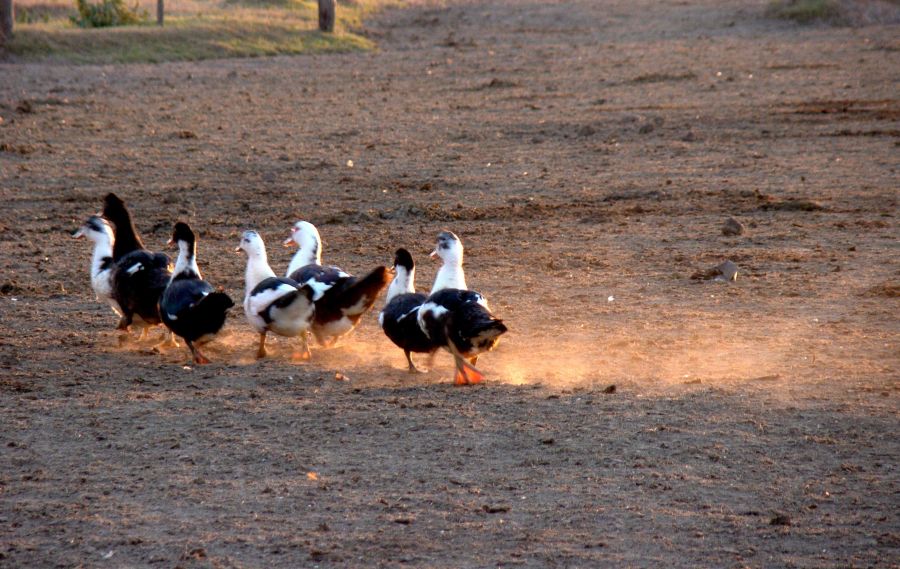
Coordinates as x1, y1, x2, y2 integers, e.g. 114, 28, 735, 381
1, 0, 898, 566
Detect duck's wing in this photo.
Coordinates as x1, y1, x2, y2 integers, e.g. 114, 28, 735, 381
289, 265, 352, 301
248, 277, 303, 318
162, 279, 214, 321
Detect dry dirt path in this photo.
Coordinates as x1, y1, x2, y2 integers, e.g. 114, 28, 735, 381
0, 1, 898, 567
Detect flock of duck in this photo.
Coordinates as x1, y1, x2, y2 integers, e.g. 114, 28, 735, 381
73, 194, 507, 385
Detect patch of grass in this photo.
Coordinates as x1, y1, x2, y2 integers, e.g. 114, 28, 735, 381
767, 0, 843, 22
72, 0, 147, 27
5, 0, 395, 63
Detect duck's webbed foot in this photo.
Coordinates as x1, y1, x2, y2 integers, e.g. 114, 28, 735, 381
405, 351, 425, 374
188, 341, 210, 365
157, 330, 180, 349
453, 355, 485, 386
292, 333, 311, 362
316, 333, 338, 349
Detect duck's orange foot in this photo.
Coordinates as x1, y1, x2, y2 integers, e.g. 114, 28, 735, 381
463, 364, 485, 384
292, 350, 311, 362
454, 362, 485, 386
193, 353, 210, 365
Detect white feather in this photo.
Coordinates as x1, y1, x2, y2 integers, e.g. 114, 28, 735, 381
417, 301, 449, 339
245, 283, 300, 320
301, 278, 333, 302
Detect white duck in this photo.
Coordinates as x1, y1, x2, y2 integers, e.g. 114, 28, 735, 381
284, 220, 388, 347
237, 230, 315, 360
417, 231, 506, 385
71, 215, 121, 317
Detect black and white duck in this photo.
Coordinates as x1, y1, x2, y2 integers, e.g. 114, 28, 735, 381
417, 231, 507, 385
160, 222, 234, 364
71, 215, 121, 318
284, 220, 389, 347
237, 230, 315, 361
379, 248, 438, 373
101, 193, 173, 341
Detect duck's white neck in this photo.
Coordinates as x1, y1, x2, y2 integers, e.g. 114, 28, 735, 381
171, 241, 201, 281
245, 250, 277, 297
385, 266, 416, 306
431, 259, 466, 293
286, 237, 322, 276
90, 235, 114, 279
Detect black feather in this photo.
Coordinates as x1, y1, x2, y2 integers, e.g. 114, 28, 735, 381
420, 288, 506, 358
393, 248, 414, 272
112, 250, 172, 328
382, 292, 436, 355
161, 280, 233, 343
102, 193, 145, 261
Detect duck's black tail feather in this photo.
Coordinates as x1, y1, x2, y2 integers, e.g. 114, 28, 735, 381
113, 251, 171, 326
335, 266, 390, 319
198, 291, 235, 316
194, 291, 235, 334
448, 303, 507, 353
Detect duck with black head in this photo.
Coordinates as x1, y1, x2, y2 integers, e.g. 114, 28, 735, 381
379, 248, 438, 373
160, 222, 234, 364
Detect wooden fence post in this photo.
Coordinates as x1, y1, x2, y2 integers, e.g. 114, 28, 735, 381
157, 0, 163, 25
318, 0, 335, 32
0, 0, 13, 46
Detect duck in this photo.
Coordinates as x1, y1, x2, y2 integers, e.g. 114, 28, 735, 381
379, 248, 438, 373
284, 220, 389, 347
237, 230, 315, 360
159, 222, 234, 364
101, 193, 173, 341
417, 231, 507, 385
71, 215, 121, 318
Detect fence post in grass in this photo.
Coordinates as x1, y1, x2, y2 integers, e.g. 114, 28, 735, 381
0, 0, 13, 46
318, 0, 335, 32
157, 0, 164, 25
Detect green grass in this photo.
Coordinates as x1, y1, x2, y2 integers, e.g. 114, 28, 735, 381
5, 0, 395, 63
766, 0, 843, 23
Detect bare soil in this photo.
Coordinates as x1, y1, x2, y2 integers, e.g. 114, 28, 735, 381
1, 1, 898, 567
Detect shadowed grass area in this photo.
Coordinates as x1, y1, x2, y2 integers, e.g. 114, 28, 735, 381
767, 0, 842, 22
5, 0, 396, 63
767, 0, 900, 24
